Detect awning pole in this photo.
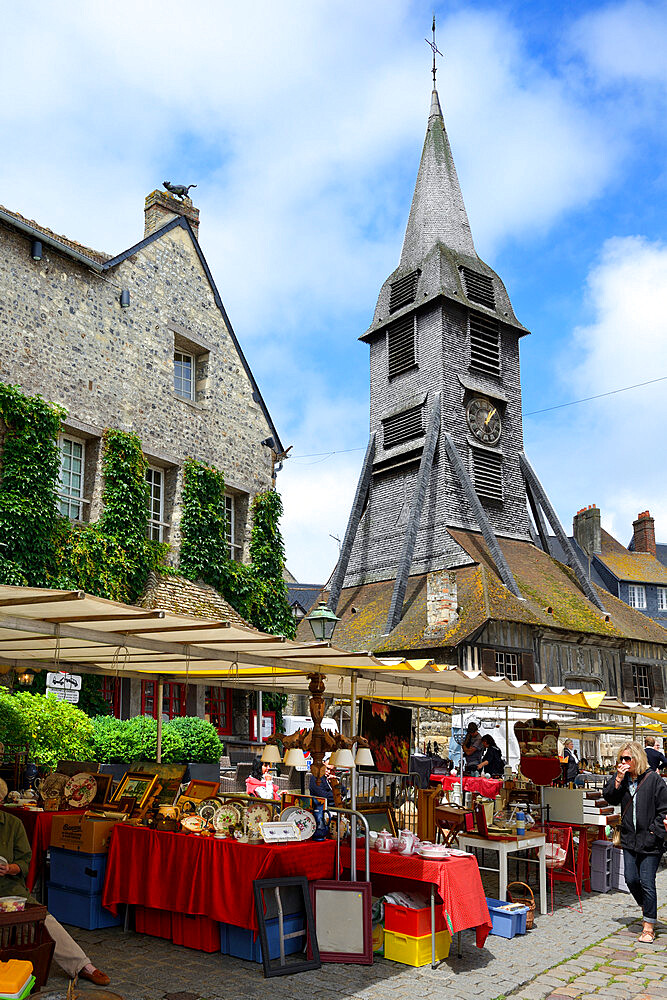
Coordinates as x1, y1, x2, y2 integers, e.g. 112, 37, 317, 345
416, 706, 420, 752
156, 678, 164, 764
633, 714, 637, 741
505, 705, 510, 769
350, 672, 357, 882
257, 689, 263, 745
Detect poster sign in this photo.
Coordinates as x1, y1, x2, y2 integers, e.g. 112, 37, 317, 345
46, 672, 81, 703
358, 699, 412, 774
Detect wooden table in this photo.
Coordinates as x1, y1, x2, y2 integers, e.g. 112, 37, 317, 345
457, 831, 547, 915
434, 804, 473, 846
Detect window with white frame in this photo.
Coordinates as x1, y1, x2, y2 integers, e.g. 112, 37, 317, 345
174, 351, 194, 400
225, 494, 241, 560
495, 651, 519, 680
58, 437, 85, 520
146, 467, 166, 541
633, 663, 652, 704
658, 587, 667, 612
628, 584, 647, 609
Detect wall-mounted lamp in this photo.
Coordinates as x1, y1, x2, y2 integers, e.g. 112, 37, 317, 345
17, 668, 35, 687
120, 289, 130, 309
31, 240, 42, 261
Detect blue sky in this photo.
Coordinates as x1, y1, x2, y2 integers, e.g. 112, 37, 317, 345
1, 1, 666, 582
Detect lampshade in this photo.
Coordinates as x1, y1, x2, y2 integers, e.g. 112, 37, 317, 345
355, 747, 374, 767
328, 750, 339, 766
261, 744, 282, 764
284, 748, 308, 768
333, 748, 355, 768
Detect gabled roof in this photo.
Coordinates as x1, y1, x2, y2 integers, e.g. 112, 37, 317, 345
286, 583, 322, 613
597, 529, 667, 585
139, 571, 250, 628
0, 203, 283, 453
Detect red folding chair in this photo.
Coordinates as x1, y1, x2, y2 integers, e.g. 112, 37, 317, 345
545, 825, 582, 914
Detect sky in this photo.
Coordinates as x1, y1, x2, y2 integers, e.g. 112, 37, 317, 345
1, 1, 666, 583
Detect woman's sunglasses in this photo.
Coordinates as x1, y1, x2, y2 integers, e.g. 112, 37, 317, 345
619, 756, 633, 763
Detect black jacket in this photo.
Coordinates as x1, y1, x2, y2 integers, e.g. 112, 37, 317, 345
563, 748, 579, 783
603, 769, 667, 854
481, 745, 505, 777
646, 746, 667, 772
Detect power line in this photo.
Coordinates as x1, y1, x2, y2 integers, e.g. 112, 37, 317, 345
288, 374, 667, 460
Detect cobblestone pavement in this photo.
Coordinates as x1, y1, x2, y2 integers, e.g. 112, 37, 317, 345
40, 869, 667, 1000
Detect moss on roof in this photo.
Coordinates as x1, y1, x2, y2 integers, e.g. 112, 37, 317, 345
598, 529, 667, 585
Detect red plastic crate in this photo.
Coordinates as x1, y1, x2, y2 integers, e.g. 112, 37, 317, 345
384, 902, 446, 937
171, 912, 220, 952
134, 906, 172, 940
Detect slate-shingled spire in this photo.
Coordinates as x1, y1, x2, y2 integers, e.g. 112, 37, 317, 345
399, 87, 475, 267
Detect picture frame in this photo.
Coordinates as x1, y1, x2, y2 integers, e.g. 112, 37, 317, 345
110, 771, 158, 810
219, 793, 280, 816
253, 876, 320, 978
56, 760, 101, 777
356, 804, 397, 835
309, 880, 373, 965
91, 773, 113, 807
280, 792, 326, 812
133, 762, 187, 805
185, 779, 220, 800
259, 821, 300, 843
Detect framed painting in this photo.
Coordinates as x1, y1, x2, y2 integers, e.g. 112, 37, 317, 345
359, 699, 412, 774
253, 876, 320, 978
91, 773, 113, 807
109, 771, 158, 810
280, 792, 326, 812
133, 762, 187, 805
185, 779, 219, 800
356, 804, 397, 836
309, 880, 373, 964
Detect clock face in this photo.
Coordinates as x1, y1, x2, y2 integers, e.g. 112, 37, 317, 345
466, 397, 502, 445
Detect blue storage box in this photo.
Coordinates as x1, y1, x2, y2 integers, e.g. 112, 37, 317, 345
486, 898, 528, 938
49, 848, 107, 894
47, 883, 121, 930
227, 914, 306, 963
220, 922, 229, 955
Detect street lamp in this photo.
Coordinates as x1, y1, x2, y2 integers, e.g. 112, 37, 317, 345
306, 602, 340, 642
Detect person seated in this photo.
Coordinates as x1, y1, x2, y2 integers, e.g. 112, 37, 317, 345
0, 780, 109, 986
246, 759, 277, 798
477, 734, 505, 778
309, 766, 336, 806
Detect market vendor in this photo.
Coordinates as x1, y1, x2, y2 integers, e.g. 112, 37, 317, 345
0, 779, 110, 986
462, 722, 483, 774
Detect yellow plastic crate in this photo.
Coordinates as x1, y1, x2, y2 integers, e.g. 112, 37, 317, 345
384, 928, 451, 966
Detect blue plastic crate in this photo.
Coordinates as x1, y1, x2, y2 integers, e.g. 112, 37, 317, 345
220, 922, 229, 955
227, 914, 306, 963
486, 899, 528, 938
47, 883, 121, 930
49, 848, 107, 894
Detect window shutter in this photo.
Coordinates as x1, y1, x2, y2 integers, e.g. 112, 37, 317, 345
651, 665, 665, 708
469, 314, 500, 376
621, 661, 635, 702
460, 267, 495, 310
521, 652, 536, 683
382, 405, 424, 450
481, 648, 496, 675
389, 270, 420, 313
387, 315, 416, 378
472, 449, 503, 503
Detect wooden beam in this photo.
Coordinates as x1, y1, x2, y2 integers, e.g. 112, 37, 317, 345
327, 434, 376, 614
386, 395, 441, 634
44, 612, 166, 624
0, 591, 85, 608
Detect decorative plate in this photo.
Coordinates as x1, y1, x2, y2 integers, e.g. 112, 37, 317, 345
279, 807, 316, 841
213, 803, 241, 833
245, 801, 273, 837
39, 773, 67, 802
196, 797, 223, 822
181, 815, 206, 833
64, 773, 97, 808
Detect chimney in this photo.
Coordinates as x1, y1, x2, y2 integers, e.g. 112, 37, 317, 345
633, 511, 656, 556
144, 189, 200, 240
572, 505, 601, 556
424, 570, 458, 637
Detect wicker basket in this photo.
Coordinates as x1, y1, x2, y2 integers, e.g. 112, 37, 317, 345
506, 881, 536, 930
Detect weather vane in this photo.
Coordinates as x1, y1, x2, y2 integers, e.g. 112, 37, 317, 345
425, 14, 443, 88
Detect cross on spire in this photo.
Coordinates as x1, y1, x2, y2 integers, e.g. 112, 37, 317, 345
425, 14, 443, 88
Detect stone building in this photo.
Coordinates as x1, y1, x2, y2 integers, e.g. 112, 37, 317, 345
0, 189, 284, 735
305, 82, 667, 709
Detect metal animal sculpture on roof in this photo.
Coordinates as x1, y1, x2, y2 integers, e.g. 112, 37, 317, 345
163, 181, 197, 200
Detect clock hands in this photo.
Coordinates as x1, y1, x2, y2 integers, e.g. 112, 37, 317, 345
484, 407, 497, 426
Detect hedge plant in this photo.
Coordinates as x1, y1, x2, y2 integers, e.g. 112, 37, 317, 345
0, 691, 96, 768
166, 716, 222, 762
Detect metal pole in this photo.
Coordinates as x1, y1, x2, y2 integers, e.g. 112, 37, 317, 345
156, 678, 164, 764
416, 706, 420, 752
505, 705, 510, 769
257, 689, 263, 745
350, 672, 357, 882
633, 713, 637, 741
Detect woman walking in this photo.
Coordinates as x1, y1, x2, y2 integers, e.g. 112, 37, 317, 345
603, 741, 667, 942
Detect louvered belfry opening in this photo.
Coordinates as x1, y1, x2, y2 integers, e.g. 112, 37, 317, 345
387, 315, 416, 378
469, 313, 501, 377
382, 404, 424, 450
472, 448, 503, 503
460, 266, 495, 310
389, 269, 420, 313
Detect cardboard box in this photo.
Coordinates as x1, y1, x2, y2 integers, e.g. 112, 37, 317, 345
49, 814, 118, 854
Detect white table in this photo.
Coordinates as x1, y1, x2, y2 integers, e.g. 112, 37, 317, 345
457, 832, 547, 915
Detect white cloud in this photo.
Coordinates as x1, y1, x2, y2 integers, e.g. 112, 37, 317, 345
570, 0, 667, 90
525, 236, 667, 541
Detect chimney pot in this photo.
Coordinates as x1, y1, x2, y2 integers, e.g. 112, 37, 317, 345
144, 189, 200, 240
633, 511, 656, 556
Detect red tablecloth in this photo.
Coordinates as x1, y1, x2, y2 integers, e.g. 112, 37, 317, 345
431, 775, 503, 798
0, 807, 85, 891
102, 824, 337, 930
341, 844, 491, 947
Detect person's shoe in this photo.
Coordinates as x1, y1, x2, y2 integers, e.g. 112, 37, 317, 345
78, 967, 111, 986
